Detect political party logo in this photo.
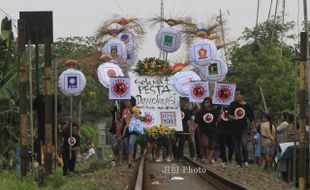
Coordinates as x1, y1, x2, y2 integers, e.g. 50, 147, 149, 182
234, 107, 245, 119
208, 63, 219, 75
192, 85, 205, 98
203, 113, 214, 123
67, 76, 78, 89
212, 83, 236, 105
164, 34, 173, 47
217, 87, 231, 101
107, 69, 117, 77
109, 78, 130, 99
221, 111, 229, 121
198, 47, 207, 59
189, 81, 209, 103
113, 81, 127, 96
111, 46, 118, 55
181, 111, 185, 119
68, 137, 76, 146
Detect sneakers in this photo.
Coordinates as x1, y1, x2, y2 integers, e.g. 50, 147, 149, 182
244, 162, 249, 167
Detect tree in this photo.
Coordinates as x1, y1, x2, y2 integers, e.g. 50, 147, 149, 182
0, 17, 19, 169
228, 17, 296, 117
53, 36, 110, 123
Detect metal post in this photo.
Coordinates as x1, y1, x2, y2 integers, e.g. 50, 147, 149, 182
17, 19, 28, 180
28, 40, 34, 170
69, 96, 73, 159
44, 37, 53, 175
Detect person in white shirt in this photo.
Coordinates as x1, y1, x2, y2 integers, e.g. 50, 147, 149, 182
276, 112, 289, 134
84, 144, 96, 160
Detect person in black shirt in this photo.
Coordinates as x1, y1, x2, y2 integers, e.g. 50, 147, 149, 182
61, 121, 80, 176
192, 104, 202, 159
217, 106, 234, 164
175, 97, 195, 160
194, 97, 219, 164
228, 88, 255, 167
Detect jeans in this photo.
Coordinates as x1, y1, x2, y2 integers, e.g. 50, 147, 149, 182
173, 134, 195, 160
232, 130, 249, 165
219, 132, 233, 162
128, 134, 138, 155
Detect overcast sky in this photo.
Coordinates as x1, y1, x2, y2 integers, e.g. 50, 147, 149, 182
0, 0, 308, 60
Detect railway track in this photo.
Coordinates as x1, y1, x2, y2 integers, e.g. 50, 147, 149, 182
182, 156, 252, 190
131, 154, 252, 190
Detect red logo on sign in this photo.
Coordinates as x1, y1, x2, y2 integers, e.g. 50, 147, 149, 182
217, 88, 231, 101
113, 81, 127, 96
193, 86, 205, 98
107, 69, 117, 77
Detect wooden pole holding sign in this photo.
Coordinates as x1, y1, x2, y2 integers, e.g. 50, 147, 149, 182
17, 19, 28, 181
44, 37, 53, 175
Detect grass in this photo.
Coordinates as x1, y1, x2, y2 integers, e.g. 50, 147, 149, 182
0, 145, 114, 190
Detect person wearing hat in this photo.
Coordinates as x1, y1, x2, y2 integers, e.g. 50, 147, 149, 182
127, 106, 145, 168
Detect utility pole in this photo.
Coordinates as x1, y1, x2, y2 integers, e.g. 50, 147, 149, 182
256, 0, 260, 26
159, 0, 165, 60
17, 19, 28, 181
298, 1, 308, 189
44, 37, 53, 175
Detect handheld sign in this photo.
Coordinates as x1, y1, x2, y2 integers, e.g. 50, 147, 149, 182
130, 72, 183, 131
109, 77, 131, 100
58, 68, 86, 96
189, 81, 209, 103
212, 82, 236, 105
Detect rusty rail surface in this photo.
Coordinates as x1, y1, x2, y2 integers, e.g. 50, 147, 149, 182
183, 156, 252, 190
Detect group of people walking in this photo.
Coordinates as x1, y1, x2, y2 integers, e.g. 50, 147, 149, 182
108, 88, 296, 170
